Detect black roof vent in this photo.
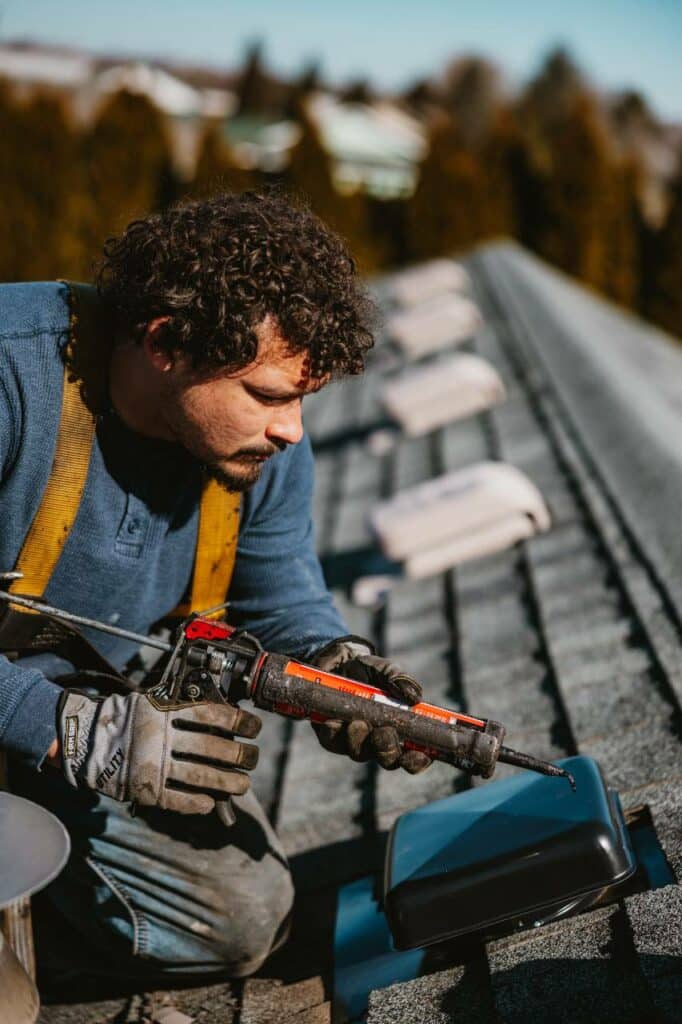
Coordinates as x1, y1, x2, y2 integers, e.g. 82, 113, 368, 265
384, 755, 637, 950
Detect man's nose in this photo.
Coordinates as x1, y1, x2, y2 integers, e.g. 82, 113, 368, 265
265, 401, 304, 446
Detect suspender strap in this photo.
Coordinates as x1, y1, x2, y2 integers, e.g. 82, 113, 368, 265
9, 369, 95, 601
172, 479, 241, 617
9, 283, 98, 602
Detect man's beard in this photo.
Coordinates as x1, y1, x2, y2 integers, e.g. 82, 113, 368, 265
204, 458, 266, 493
203, 445, 285, 492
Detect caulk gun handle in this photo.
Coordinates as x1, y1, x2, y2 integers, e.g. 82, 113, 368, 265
216, 798, 236, 828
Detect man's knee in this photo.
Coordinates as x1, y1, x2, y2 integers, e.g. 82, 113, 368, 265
210, 861, 295, 977
30, 783, 296, 978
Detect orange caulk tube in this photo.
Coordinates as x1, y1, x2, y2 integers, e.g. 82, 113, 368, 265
247, 654, 575, 787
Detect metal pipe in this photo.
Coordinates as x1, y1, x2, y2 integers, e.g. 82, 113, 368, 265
0, 591, 172, 653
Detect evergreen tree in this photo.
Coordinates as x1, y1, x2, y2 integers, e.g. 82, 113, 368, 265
0, 86, 86, 281
236, 41, 273, 116
367, 196, 410, 268
522, 48, 586, 128
600, 158, 640, 307
283, 61, 321, 119
406, 111, 516, 260
407, 116, 479, 259
80, 89, 177, 266
402, 77, 440, 117
191, 122, 258, 197
286, 110, 337, 212
643, 153, 682, 338
532, 96, 636, 300
441, 57, 500, 148
340, 79, 373, 105
476, 107, 519, 241
285, 112, 379, 271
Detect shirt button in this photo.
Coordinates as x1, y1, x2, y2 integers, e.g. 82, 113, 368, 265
127, 518, 141, 534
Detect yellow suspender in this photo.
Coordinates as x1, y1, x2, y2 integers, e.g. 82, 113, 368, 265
9, 282, 240, 615
9, 366, 95, 600
172, 481, 241, 618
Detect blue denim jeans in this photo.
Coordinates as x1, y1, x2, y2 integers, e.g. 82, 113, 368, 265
11, 764, 294, 978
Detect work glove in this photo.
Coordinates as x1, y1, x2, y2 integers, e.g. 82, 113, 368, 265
311, 636, 432, 774
57, 690, 261, 814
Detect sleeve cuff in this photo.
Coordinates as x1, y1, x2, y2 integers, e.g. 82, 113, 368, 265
3, 676, 62, 770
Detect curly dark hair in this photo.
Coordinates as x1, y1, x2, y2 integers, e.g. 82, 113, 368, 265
95, 190, 375, 378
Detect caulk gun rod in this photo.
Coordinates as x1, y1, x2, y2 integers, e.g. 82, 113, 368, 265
499, 745, 577, 790
0, 591, 173, 653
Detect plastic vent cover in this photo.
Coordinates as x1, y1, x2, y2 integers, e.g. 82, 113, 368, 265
391, 259, 470, 307
382, 354, 506, 436
384, 756, 637, 950
386, 293, 483, 359
370, 461, 551, 578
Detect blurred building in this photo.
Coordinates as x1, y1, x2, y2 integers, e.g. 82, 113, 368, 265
305, 92, 426, 198
223, 113, 303, 174
0, 42, 94, 98
0, 42, 236, 180
77, 61, 236, 179
223, 92, 426, 198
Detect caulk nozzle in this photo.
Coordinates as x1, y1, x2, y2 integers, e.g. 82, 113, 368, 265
499, 746, 577, 790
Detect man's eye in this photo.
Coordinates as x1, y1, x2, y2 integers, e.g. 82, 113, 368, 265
251, 390, 302, 407
251, 391, 290, 406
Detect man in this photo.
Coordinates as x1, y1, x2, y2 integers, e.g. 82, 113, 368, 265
0, 192, 429, 981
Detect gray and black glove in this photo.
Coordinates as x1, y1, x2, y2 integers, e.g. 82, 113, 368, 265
58, 690, 261, 814
311, 636, 432, 774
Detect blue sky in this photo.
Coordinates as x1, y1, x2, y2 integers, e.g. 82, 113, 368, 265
3, 0, 681, 120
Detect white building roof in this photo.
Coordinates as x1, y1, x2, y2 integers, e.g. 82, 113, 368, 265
93, 62, 235, 118
0, 45, 93, 87
306, 92, 426, 198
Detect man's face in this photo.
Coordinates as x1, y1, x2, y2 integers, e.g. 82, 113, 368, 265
159, 317, 326, 491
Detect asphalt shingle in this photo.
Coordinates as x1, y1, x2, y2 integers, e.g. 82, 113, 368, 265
366, 963, 495, 1024
487, 906, 652, 1024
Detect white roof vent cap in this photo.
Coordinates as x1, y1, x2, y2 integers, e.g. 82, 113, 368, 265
382, 354, 506, 436
371, 461, 551, 578
386, 294, 483, 360
391, 260, 470, 307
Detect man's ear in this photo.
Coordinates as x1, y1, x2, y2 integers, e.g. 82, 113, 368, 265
142, 316, 174, 372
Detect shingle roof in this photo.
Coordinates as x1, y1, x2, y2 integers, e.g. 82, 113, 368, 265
40, 242, 682, 1022
310, 242, 682, 1023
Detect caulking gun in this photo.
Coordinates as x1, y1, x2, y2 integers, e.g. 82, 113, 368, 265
0, 587, 577, 818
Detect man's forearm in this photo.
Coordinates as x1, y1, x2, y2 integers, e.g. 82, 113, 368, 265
0, 657, 61, 768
